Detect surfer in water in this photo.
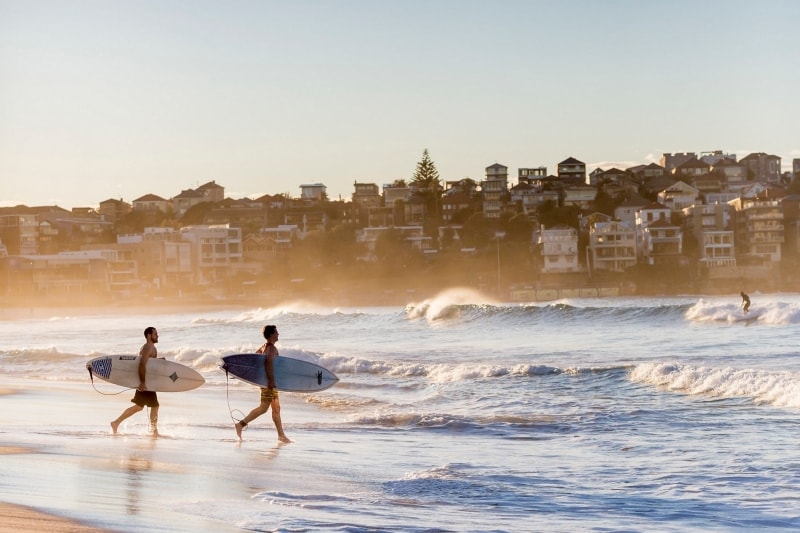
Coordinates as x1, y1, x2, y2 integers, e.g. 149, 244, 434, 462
741, 292, 751, 314
235, 324, 291, 443
110, 326, 161, 436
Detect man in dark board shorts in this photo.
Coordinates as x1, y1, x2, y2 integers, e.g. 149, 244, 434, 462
741, 292, 751, 314
110, 327, 161, 436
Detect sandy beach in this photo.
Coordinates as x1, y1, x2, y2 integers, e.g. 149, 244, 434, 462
0, 502, 107, 533
1, 415, 106, 532
0, 378, 273, 532
1, 441, 106, 531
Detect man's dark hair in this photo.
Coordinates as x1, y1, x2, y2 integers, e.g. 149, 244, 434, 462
262, 325, 277, 339
144, 326, 157, 338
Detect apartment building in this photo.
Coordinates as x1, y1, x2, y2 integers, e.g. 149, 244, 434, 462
0, 211, 38, 255
482, 164, 509, 219
729, 197, 784, 264
640, 219, 683, 266
538, 225, 579, 273
588, 220, 637, 273
740, 152, 782, 183
300, 183, 327, 201
636, 202, 683, 265
682, 203, 736, 268
2, 251, 113, 298
179, 224, 243, 286
557, 157, 586, 186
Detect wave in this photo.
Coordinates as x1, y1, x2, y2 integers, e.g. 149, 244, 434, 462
629, 362, 800, 408
404, 299, 693, 327
322, 355, 564, 384
0, 344, 628, 388
0, 345, 327, 383
183, 294, 800, 332
685, 299, 800, 325
347, 411, 571, 434
191, 304, 375, 325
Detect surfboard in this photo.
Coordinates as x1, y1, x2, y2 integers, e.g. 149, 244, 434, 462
220, 353, 339, 392
86, 355, 205, 392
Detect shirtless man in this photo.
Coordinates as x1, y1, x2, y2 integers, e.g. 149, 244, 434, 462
234, 325, 291, 443
111, 327, 161, 436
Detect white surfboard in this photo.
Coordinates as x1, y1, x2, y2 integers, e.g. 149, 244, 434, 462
86, 355, 205, 392
220, 353, 338, 392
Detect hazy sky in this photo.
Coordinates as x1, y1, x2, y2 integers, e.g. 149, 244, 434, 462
1, 0, 798, 209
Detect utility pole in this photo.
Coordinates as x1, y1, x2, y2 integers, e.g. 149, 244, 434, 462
495, 231, 505, 298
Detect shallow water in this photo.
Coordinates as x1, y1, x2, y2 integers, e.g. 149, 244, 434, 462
1, 291, 799, 531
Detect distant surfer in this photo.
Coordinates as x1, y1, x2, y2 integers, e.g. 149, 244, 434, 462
740, 292, 751, 314
234, 325, 291, 443
110, 327, 161, 436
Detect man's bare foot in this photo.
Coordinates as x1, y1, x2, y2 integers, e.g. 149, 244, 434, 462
278, 435, 292, 443
235, 422, 244, 441
110, 420, 119, 435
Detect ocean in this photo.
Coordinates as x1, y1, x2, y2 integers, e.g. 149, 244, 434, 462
1, 289, 799, 532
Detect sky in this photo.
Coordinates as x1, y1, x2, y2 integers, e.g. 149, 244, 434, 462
1, 0, 798, 210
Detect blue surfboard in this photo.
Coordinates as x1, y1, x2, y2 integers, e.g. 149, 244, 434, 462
220, 353, 338, 392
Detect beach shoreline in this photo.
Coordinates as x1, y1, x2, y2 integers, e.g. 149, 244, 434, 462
0, 378, 277, 533
0, 502, 108, 533
1, 444, 107, 532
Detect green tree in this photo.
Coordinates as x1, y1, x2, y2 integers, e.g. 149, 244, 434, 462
501, 213, 534, 244
411, 149, 443, 238
787, 175, 800, 195
181, 202, 215, 225
374, 228, 409, 273
116, 209, 170, 234
411, 149, 440, 189
460, 212, 493, 249
538, 200, 580, 230
592, 189, 618, 216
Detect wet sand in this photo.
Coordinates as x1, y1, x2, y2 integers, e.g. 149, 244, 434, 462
1, 444, 107, 531
0, 378, 292, 532
0, 502, 108, 532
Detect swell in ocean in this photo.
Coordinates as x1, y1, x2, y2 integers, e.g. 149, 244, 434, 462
3, 291, 800, 412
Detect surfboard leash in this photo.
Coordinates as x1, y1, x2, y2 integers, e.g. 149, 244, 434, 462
86, 365, 134, 395
222, 366, 247, 431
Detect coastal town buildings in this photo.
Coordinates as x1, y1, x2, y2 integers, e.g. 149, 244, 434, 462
1, 149, 798, 303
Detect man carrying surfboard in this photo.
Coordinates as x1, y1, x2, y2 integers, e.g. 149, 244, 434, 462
110, 327, 161, 436
234, 325, 291, 443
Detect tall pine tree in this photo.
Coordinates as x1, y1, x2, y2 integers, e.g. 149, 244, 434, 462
411, 149, 440, 190
410, 149, 443, 238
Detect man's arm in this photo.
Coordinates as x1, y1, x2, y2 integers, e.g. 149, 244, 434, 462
265, 347, 277, 390
138, 355, 148, 390
138, 344, 155, 390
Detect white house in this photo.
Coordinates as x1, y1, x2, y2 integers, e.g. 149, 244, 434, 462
538, 225, 579, 273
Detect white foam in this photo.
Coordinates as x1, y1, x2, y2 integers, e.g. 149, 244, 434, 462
630, 362, 800, 408
404, 287, 497, 322
685, 298, 800, 325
